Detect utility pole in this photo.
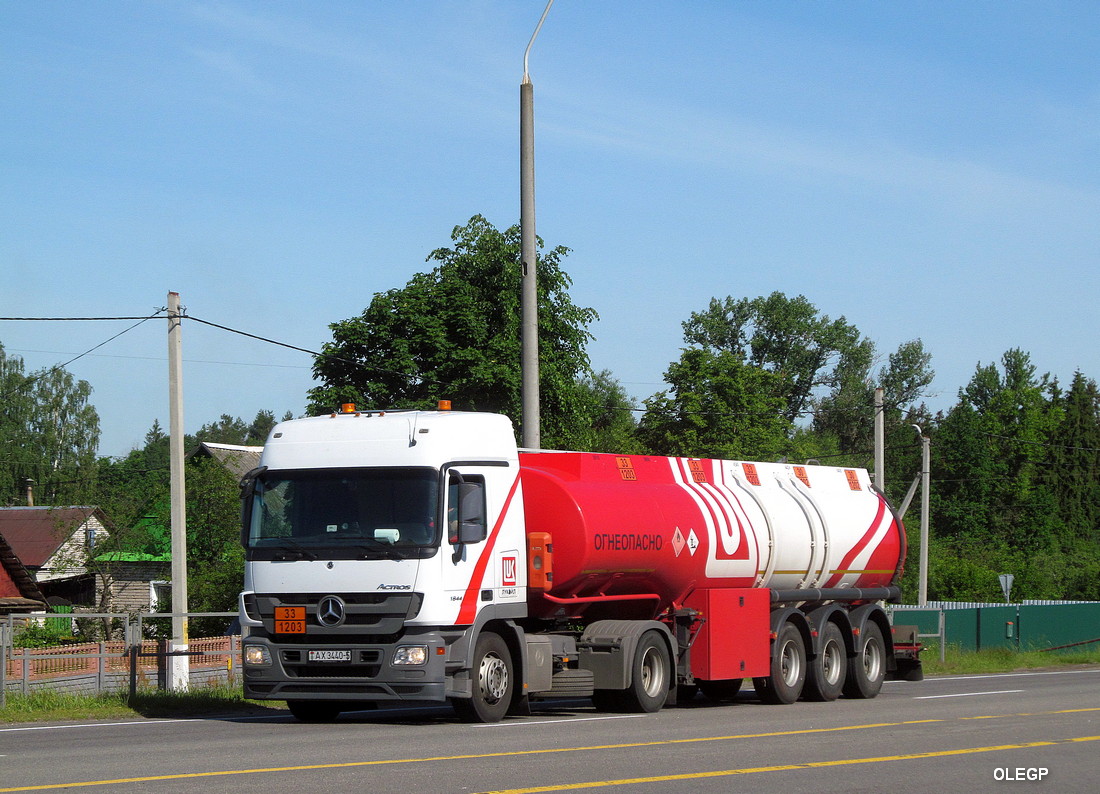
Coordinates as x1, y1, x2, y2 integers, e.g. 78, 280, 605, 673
519, 0, 554, 450
873, 387, 884, 492
912, 425, 931, 607
167, 291, 189, 691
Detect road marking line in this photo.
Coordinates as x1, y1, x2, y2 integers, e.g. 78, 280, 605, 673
2, 709, 1098, 791
476, 736, 1100, 793
0, 719, 942, 792
0, 719, 195, 734
914, 689, 1023, 699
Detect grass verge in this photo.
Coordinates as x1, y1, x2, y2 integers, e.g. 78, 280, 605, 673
918, 644, 1100, 676
0, 685, 285, 724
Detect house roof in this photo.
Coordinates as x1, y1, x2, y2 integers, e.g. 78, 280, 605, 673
0, 506, 108, 568
187, 442, 263, 480
0, 529, 47, 606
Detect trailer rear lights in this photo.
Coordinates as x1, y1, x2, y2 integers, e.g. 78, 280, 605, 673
243, 645, 272, 666
393, 645, 428, 665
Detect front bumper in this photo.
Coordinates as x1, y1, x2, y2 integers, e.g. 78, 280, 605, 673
243, 629, 449, 702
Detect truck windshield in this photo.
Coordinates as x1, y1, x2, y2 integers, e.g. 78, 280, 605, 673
247, 468, 438, 557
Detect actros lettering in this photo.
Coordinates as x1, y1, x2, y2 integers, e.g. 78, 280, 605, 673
594, 533, 663, 552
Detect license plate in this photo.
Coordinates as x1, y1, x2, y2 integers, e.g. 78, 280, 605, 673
274, 606, 306, 634
308, 649, 352, 662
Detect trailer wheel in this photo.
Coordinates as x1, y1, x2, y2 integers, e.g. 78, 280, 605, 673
698, 678, 743, 702
804, 622, 846, 702
843, 621, 885, 699
452, 632, 513, 723
620, 630, 670, 713
754, 621, 806, 705
287, 700, 343, 723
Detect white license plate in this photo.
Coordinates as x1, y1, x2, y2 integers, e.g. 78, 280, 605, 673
308, 649, 352, 662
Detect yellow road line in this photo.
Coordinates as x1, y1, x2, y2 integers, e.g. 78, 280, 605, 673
1, 709, 1097, 792
479, 736, 1100, 794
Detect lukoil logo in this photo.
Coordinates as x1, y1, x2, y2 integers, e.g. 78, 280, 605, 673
501, 556, 517, 587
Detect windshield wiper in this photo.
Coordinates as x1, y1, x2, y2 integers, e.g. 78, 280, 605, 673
266, 539, 318, 561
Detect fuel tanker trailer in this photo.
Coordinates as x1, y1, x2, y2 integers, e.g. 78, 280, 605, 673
239, 405, 921, 723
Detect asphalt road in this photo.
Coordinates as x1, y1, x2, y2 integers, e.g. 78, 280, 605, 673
2, 667, 1098, 793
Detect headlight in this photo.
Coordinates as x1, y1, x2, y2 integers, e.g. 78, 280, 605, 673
243, 644, 272, 666
393, 645, 428, 665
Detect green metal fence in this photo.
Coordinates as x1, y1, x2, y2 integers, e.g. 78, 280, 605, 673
891, 601, 1100, 653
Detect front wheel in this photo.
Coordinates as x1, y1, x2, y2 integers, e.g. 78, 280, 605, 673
452, 632, 513, 723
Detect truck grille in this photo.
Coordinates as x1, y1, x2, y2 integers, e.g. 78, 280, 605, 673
248, 592, 422, 637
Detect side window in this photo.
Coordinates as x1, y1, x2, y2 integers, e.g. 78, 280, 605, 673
447, 474, 487, 544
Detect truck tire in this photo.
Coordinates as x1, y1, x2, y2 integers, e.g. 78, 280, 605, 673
620, 630, 670, 713
843, 621, 885, 699
287, 700, 343, 723
754, 621, 806, 705
452, 631, 513, 723
804, 621, 847, 702
698, 678, 742, 702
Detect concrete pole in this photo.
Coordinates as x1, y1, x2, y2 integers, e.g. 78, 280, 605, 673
519, 0, 553, 451
873, 387, 884, 492
918, 430, 931, 607
167, 292, 189, 690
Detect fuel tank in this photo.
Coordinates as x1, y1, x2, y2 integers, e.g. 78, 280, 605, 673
519, 451, 904, 619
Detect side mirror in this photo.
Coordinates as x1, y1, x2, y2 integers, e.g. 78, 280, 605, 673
455, 481, 486, 544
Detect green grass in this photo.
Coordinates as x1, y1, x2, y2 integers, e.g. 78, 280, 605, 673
920, 644, 1100, 676
0, 684, 285, 724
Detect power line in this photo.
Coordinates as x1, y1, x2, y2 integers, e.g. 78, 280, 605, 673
0, 316, 164, 321
0, 311, 165, 401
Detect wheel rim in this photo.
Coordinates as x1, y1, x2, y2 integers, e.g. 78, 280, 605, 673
779, 638, 802, 686
478, 652, 509, 704
822, 639, 843, 686
639, 645, 666, 698
862, 637, 883, 682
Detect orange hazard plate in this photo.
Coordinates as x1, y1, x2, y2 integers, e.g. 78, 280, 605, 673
274, 606, 306, 634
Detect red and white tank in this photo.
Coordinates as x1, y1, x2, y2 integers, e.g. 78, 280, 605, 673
519, 451, 905, 618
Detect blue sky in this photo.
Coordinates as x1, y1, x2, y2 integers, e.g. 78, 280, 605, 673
2, 1, 1098, 458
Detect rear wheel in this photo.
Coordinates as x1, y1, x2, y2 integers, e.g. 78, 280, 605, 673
452, 632, 513, 723
843, 621, 886, 699
755, 621, 806, 704
804, 622, 847, 701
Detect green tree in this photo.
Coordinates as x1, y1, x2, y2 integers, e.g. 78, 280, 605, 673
1045, 371, 1100, 599
681, 292, 874, 424
0, 342, 100, 505
308, 215, 599, 448
562, 370, 643, 453
638, 348, 791, 459
185, 458, 245, 634
928, 349, 1068, 599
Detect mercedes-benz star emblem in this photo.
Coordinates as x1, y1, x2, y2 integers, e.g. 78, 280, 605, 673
316, 595, 346, 627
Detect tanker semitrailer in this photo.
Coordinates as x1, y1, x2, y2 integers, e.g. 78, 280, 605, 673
239, 404, 921, 722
